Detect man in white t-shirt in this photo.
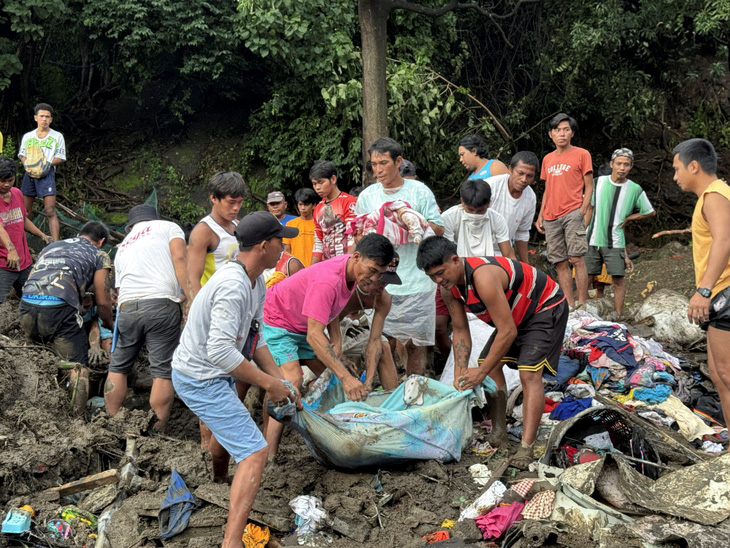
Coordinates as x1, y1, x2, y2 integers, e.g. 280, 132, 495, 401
485, 151, 539, 263
104, 204, 189, 431
18, 103, 66, 241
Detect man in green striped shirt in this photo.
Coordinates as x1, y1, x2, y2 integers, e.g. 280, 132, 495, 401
586, 148, 655, 315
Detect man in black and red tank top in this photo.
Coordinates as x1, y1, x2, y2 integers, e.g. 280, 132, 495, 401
417, 236, 569, 469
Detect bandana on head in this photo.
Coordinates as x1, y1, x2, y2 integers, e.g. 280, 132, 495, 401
611, 147, 634, 161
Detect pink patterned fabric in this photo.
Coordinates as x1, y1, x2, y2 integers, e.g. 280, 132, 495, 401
475, 502, 524, 540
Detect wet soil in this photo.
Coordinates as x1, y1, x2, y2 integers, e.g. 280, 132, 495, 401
0, 241, 717, 547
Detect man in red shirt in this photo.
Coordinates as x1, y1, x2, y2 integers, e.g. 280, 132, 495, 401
0, 156, 52, 303
417, 236, 567, 469
535, 113, 593, 308
309, 160, 357, 263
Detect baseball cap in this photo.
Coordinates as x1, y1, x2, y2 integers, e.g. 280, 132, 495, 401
266, 191, 286, 204
380, 251, 402, 285
126, 204, 159, 232
399, 159, 417, 178
234, 211, 298, 246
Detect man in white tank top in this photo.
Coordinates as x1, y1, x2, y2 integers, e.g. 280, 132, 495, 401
187, 172, 246, 299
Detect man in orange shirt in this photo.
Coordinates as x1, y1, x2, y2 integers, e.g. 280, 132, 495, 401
535, 113, 593, 308
675, 138, 730, 446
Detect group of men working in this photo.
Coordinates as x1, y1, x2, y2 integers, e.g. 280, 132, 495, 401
2, 102, 730, 548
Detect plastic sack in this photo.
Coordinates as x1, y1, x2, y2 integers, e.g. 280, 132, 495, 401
289, 496, 327, 536
159, 470, 198, 539
269, 373, 478, 469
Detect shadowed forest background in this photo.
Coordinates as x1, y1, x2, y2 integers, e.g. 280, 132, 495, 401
1, 0, 729, 245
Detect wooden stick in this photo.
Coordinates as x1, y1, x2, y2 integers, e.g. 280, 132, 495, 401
652, 228, 691, 239
39, 469, 119, 501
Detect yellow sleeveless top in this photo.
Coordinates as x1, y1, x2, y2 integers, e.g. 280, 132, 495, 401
692, 179, 730, 297
199, 215, 239, 286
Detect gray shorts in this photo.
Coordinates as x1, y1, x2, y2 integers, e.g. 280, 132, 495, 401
109, 298, 181, 379
543, 208, 588, 264
0, 265, 32, 304
585, 246, 626, 277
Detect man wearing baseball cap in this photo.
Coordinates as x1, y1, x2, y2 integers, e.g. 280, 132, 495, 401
585, 148, 655, 316
172, 210, 301, 548
337, 252, 402, 392
266, 190, 296, 225
105, 204, 190, 431
262, 233, 395, 458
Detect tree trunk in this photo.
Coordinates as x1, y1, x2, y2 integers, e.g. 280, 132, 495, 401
358, 0, 391, 184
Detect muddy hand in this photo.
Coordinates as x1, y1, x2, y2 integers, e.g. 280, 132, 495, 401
88, 345, 110, 366
457, 368, 487, 391
266, 379, 293, 406
343, 375, 368, 401
6, 248, 19, 270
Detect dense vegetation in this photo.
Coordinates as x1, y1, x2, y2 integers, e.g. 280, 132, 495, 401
2, 0, 729, 229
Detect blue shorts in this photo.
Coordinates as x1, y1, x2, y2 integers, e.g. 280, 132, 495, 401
21, 169, 56, 198
262, 322, 316, 366
171, 370, 267, 463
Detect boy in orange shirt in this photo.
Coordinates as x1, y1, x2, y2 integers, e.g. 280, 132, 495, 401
535, 113, 593, 308
284, 187, 318, 266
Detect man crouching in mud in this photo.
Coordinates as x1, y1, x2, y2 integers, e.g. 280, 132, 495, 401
171, 211, 301, 548
416, 236, 568, 470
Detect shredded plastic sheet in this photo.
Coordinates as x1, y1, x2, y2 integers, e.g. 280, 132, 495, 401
269, 372, 487, 469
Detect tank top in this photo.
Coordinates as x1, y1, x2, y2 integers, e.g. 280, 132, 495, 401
265, 253, 303, 289
198, 215, 239, 286
693, 179, 730, 297
451, 256, 564, 328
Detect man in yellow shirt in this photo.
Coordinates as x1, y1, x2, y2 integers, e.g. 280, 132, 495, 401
674, 138, 730, 445
284, 187, 318, 266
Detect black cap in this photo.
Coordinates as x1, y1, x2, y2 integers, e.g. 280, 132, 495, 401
234, 211, 298, 246
380, 251, 401, 285
126, 204, 159, 232
399, 159, 417, 178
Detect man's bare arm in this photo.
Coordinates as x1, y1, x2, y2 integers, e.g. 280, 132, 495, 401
442, 287, 471, 387
93, 268, 114, 329
515, 240, 529, 263
186, 224, 215, 299
307, 317, 366, 400
169, 238, 190, 302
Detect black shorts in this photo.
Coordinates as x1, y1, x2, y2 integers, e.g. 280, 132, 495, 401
18, 300, 88, 364
702, 286, 730, 332
479, 300, 569, 375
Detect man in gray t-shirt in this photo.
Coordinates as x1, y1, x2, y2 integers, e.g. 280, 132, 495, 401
171, 211, 300, 548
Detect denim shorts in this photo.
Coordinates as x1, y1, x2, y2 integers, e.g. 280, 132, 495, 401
172, 370, 267, 463
262, 322, 316, 366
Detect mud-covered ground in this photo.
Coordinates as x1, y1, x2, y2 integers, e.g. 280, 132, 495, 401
0, 242, 716, 547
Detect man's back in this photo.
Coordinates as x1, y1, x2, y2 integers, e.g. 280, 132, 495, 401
23, 237, 110, 311
115, 220, 185, 304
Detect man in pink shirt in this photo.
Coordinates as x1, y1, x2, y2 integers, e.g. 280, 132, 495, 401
0, 156, 52, 303
535, 113, 593, 308
262, 233, 396, 457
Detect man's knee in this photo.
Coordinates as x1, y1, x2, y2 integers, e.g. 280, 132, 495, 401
44, 203, 57, 217
519, 369, 543, 389
568, 256, 585, 268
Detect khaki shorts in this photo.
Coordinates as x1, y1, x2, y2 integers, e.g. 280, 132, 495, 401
543, 208, 588, 264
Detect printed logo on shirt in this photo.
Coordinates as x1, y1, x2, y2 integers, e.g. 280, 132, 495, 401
25, 136, 58, 150
0, 207, 23, 226
119, 226, 152, 250
547, 164, 572, 176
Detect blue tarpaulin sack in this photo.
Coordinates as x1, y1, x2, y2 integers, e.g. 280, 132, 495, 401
268, 373, 494, 469
159, 470, 198, 539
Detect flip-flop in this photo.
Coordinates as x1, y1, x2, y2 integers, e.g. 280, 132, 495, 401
159, 470, 198, 539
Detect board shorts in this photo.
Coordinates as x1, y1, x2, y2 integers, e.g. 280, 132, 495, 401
108, 298, 181, 379
20, 169, 56, 198
479, 300, 569, 375
262, 322, 316, 365
543, 208, 588, 264
702, 286, 730, 332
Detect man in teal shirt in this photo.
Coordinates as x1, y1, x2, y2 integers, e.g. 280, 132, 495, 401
355, 137, 444, 376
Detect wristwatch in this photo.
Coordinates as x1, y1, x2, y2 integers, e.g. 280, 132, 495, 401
696, 287, 712, 298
